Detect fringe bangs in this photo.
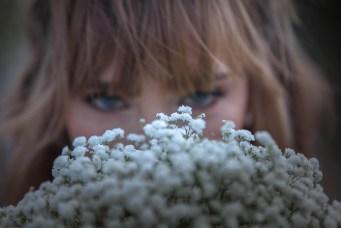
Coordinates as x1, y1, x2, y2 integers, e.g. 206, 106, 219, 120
67, 1, 258, 97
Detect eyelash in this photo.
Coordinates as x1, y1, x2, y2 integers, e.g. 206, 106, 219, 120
85, 89, 225, 112
85, 92, 127, 112
180, 89, 225, 109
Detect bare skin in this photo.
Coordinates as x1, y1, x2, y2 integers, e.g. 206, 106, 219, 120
66, 60, 249, 140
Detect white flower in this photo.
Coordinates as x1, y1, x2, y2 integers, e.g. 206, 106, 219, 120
151, 120, 167, 129
71, 146, 87, 158
189, 118, 206, 135
101, 130, 116, 143
220, 120, 236, 142
72, 136, 87, 147
1, 106, 340, 228
52, 155, 70, 178
92, 144, 109, 159
58, 200, 78, 221
169, 112, 192, 122
67, 157, 96, 182
233, 129, 255, 142
156, 113, 170, 121
255, 131, 276, 146
127, 133, 146, 144
53, 155, 70, 170
88, 135, 102, 147
177, 105, 192, 114
61, 146, 71, 156
101, 128, 125, 143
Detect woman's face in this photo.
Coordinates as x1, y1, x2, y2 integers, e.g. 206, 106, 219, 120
66, 60, 249, 140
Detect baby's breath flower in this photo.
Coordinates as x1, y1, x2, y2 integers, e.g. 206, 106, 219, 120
1, 107, 340, 228
61, 146, 71, 156
72, 136, 87, 147
127, 133, 146, 144
189, 118, 206, 135
177, 105, 192, 114
220, 120, 236, 142
92, 144, 109, 159
101, 128, 124, 142
255, 131, 276, 146
233, 129, 255, 142
71, 146, 87, 158
87, 135, 102, 147
156, 113, 170, 121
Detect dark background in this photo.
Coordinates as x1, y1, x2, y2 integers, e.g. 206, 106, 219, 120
0, 1, 340, 200
294, 0, 341, 200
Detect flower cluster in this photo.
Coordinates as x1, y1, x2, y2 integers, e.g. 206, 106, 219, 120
1, 106, 340, 227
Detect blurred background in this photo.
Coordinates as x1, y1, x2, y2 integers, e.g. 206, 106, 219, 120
0, 0, 340, 201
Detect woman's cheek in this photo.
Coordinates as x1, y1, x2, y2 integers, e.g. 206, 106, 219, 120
202, 94, 248, 139
66, 98, 115, 139
66, 98, 145, 139
66, 107, 108, 139
203, 110, 245, 139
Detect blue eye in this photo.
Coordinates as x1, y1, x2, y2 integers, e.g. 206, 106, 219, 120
181, 90, 223, 108
85, 93, 126, 112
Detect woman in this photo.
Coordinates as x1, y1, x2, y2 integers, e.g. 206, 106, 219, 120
0, 0, 334, 205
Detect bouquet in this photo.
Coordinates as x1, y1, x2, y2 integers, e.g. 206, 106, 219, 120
1, 106, 340, 227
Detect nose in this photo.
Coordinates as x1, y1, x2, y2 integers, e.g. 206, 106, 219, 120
134, 79, 177, 123
136, 97, 176, 123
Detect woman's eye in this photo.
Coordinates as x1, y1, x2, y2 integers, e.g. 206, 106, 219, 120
180, 90, 224, 109
85, 93, 126, 112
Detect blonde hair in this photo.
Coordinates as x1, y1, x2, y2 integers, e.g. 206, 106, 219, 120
0, 0, 334, 205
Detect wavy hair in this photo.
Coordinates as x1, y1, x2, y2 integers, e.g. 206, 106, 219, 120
0, 0, 334, 205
